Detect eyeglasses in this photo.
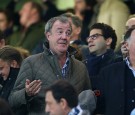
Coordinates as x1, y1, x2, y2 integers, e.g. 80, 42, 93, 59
87, 33, 104, 41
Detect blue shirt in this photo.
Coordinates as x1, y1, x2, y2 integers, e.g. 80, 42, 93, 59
50, 50, 69, 78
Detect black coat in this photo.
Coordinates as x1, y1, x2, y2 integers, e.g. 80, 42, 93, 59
84, 49, 122, 90
98, 61, 130, 115
0, 67, 19, 101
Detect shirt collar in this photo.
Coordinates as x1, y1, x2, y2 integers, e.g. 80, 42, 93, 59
125, 57, 135, 77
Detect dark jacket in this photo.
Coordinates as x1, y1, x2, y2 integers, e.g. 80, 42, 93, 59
0, 68, 19, 101
9, 22, 45, 53
9, 45, 91, 115
98, 61, 133, 115
84, 49, 122, 90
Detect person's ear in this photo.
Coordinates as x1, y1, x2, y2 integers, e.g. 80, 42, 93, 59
60, 98, 68, 109
76, 27, 81, 35
10, 60, 19, 68
45, 32, 51, 41
106, 37, 112, 46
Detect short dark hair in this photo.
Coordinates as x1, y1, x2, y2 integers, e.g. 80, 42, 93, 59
0, 98, 14, 115
0, 46, 23, 66
124, 27, 135, 41
90, 23, 117, 50
45, 80, 78, 108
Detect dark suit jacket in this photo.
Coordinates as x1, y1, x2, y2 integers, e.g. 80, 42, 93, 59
98, 61, 127, 115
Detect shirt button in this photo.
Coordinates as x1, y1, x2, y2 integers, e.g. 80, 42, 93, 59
132, 100, 134, 103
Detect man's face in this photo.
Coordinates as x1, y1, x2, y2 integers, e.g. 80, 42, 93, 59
88, 29, 107, 56
0, 59, 10, 80
45, 91, 65, 115
68, 18, 80, 40
19, 2, 32, 26
46, 20, 71, 54
0, 13, 10, 31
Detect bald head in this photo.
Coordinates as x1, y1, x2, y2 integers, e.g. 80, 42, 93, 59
126, 17, 135, 31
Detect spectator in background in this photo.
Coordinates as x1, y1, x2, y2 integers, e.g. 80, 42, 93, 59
9, 16, 91, 115
0, 46, 23, 101
97, 0, 130, 51
0, 9, 14, 44
9, 1, 45, 54
43, 0, 64, 22
74, 0, 96, 44
0, 98, 14, 115
89, 0, 104, 27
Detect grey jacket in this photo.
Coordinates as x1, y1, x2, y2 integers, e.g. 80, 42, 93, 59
9, 46, 91, 115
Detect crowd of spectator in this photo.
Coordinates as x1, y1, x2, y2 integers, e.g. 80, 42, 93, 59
0, 0, 135, 115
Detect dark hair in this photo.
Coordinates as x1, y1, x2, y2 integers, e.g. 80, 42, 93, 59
124, 27, 135, 41
84, 0, 96, 8
61, 12, 74, 18
0, 9, 13, 23
0, 46, 23, 66
90, 23, 117, 50
0, 98, 14, 115
45, 80, 78, 108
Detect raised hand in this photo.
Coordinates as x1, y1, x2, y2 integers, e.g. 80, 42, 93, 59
25, 79, 42, 96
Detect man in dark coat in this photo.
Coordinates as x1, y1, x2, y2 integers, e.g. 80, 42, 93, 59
98, 27, 135, 115
85, 23, 122, 90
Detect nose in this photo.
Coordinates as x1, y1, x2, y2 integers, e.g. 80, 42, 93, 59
61, 33, 68, 39
87, 37, 93, 43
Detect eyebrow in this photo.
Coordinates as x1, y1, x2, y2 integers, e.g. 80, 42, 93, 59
90, 33, 102, 36
126, 25, 135, 30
